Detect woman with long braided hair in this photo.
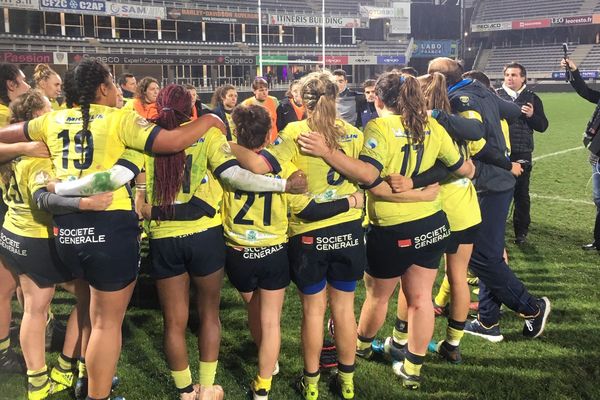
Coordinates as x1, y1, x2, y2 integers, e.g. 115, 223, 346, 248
45, 84, 307, 400
230, 71, 366, 400
298, 72, 474, 390
0, 60, 226, 400
2, 90, 113, 400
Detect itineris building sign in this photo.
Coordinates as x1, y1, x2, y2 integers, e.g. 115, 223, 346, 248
268, 14, 367, 29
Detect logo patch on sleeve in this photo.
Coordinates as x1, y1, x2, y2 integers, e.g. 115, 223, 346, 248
397, 238, 412, 248
459, 96, 470, 104
302, 236, 314, 245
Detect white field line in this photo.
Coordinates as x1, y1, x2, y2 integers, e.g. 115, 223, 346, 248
532, 146, 585, 161
530, 193, 594, 206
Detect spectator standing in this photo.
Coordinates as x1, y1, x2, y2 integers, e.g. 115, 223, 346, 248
123, 76, 159, 119
562, 58, 600, 254
276, 80, 305, 132
427, 57, 551, 342
242, 78, 279, 143
333, 69, 359, 126
496, 63, 549, 244
211, 84, 238, 141
355, 79, 378, 129
118, 73, 137, 105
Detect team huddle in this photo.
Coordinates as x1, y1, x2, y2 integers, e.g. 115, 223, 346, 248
0, 57, 551, 400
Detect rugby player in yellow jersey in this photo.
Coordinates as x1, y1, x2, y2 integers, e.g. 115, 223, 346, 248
49, 85, 307, 400
0, 64, 51, 375
1, 90, 113, 400
297, 72, 474, 389
224, 105, 363, 400
0, 60, 228, 400
231, 71, 366, 400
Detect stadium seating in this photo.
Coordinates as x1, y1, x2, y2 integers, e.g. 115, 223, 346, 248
472, 0, 586, 23
477, 44, 580, 79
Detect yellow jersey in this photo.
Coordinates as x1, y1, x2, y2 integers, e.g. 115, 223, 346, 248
222, 163, 296, 248
0, 104, 10, 127
0, 157, 54, 238
50, 98, 66, 111
260, 119, 363, 236
440, 136, 484, 232
361, 115, 462, 226
501, 119, 511, 156
24, 104, 160, 212
124, 127, 235, 239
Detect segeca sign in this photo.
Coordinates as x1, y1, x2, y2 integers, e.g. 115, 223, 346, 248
68, 53, 255, 65
471, 21, 512, 32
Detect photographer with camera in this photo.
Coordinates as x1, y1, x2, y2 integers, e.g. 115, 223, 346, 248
497, 63, 549, 245
562, 58, 600, 254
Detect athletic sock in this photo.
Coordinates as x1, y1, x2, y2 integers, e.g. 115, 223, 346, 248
0, 335, 9, 355
199, 360, 218, 387
337, 363, 355, 386
57, 353, 78, 371
392, 318, 408, 346
446, 319, 466, 347
253, 374, 272, 392
28, 365, 49, 388
434, 275, 451, 307
78, 357, 87, 379
171, 366, 194, 394
403, 351, 424, 377
356, 334, 374, 351
303, 369, 320, 386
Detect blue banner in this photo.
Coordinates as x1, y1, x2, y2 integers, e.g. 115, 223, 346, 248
412, 40, 457, 58
552, 70, 600, 80
40, 0, 105, 14
377, 55, 406, 65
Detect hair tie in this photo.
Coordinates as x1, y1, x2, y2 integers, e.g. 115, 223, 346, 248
400, 75, 406, 84
162, 107, 172, 111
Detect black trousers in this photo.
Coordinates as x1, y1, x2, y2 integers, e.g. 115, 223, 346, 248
510, 152, 532, 237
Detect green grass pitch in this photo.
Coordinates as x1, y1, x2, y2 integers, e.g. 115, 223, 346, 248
1, 92, 599, 400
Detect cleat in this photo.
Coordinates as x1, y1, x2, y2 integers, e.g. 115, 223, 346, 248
27, 379, 51, 400
329, 373, 354, 399
523, 297, 551, 338
582, 242, 597, 251
196, 384, 224, 400
514, 234, 527, 245
430, 340, 462, 364
392, 361, 421, 390
75, 375, 120, 399
295, 375, 319, 400
355, 345, 372, 360
464, 319, 503, 342
49, 365, 76, 394
374, 337, 405, 362
0, 348, 25, 374
250, 387, 269, 400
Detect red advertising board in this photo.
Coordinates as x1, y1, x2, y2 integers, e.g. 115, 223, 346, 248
0, 51, 53, 64
512, 18, 551, 30
318, 55, 349, 65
